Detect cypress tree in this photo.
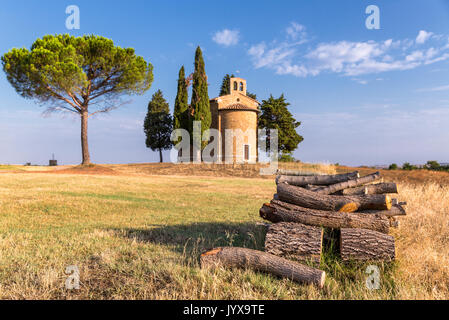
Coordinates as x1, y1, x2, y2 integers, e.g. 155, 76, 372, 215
247, 91, 257, 100
173, 66, 189, 145
144, 90, 173, 163
219, 74, 234, 96
190, 46, 211, 151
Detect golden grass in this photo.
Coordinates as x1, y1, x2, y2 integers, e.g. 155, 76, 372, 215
0, 168, 447, 299
393, 183, 449, 299
97, 162, 337, 178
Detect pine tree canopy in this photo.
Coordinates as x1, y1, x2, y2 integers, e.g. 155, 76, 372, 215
2, 34, 153, 112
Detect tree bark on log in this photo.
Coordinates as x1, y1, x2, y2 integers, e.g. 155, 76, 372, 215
265, 222, 323, 264
276, 171, 359, 187
305, 184, 322, 192
260, 203, 390, 234
277, 183, 392, 212
276, 169, 322, 176
340, 183, 398, 196
313, 172, 382, 195
200, 247, 326, 288
391, 199, 407, 206
270, 199, 301, 211
358, 204, 406, 217
340, 228, 395, 261
271, 199, 405, 217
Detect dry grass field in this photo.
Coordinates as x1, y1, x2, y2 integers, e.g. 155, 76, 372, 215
0, 163, 448, 299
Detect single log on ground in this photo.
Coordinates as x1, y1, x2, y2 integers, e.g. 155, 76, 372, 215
276, 171, 359, 186
313, 172, 381, 195
341, 183, 398, 196
260, 203, 390, 234
277, 183, 391, 212
200, 247, 325, 288
358, 204, 406, 217
340, 228, 395, 261
265, 222, 323, 264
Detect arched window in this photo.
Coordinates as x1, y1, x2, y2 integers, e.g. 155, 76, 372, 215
240, 82, 244, 91
233, 81, 238, 91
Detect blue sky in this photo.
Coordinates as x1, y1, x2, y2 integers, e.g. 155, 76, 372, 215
1, 0, 449, 166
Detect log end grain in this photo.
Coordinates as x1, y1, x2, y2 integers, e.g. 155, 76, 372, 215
260, 203, 282, 222
265, 222, 323, 264
340, 229, 395, 262
338, 202, 358, 213
385, 195, 392, 210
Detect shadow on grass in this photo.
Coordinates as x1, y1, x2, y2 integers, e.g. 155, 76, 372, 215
111, 222, 267, 260
111, 224, 398, 295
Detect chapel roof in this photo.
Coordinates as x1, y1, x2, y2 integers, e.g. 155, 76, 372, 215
210, 93, 260, 105
219, 103, 261, 113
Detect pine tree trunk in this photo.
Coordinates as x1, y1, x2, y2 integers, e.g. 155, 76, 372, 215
340, 228, 395, 261
159, 149, 163, 163
81, 110, 91, 165
265, 222, 323, 264
260, 203, 390, 234
201, 247, 326, 288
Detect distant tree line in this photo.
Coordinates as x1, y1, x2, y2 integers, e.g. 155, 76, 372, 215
388, 161, 449, 172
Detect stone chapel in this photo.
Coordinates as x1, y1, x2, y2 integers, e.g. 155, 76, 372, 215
209, 77, 260, 163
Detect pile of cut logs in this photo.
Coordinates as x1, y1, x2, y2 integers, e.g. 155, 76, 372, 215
201, 171, 406, 289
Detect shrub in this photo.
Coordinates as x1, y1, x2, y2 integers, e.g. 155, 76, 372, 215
279, 153, 296, 162
389, 163, 398, 170
425, 161, 441, 171
402, 162, 417, 171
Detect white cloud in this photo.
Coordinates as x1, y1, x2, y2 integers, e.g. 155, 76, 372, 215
416, 30, 433, 44
352, 78, 368, 85
286, 22, 307, 41
417, 84, 449, 92
212, 29, 240, 47
248, 43, 295, 69
305, 41, 387, 74
248, 25, 449, 77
